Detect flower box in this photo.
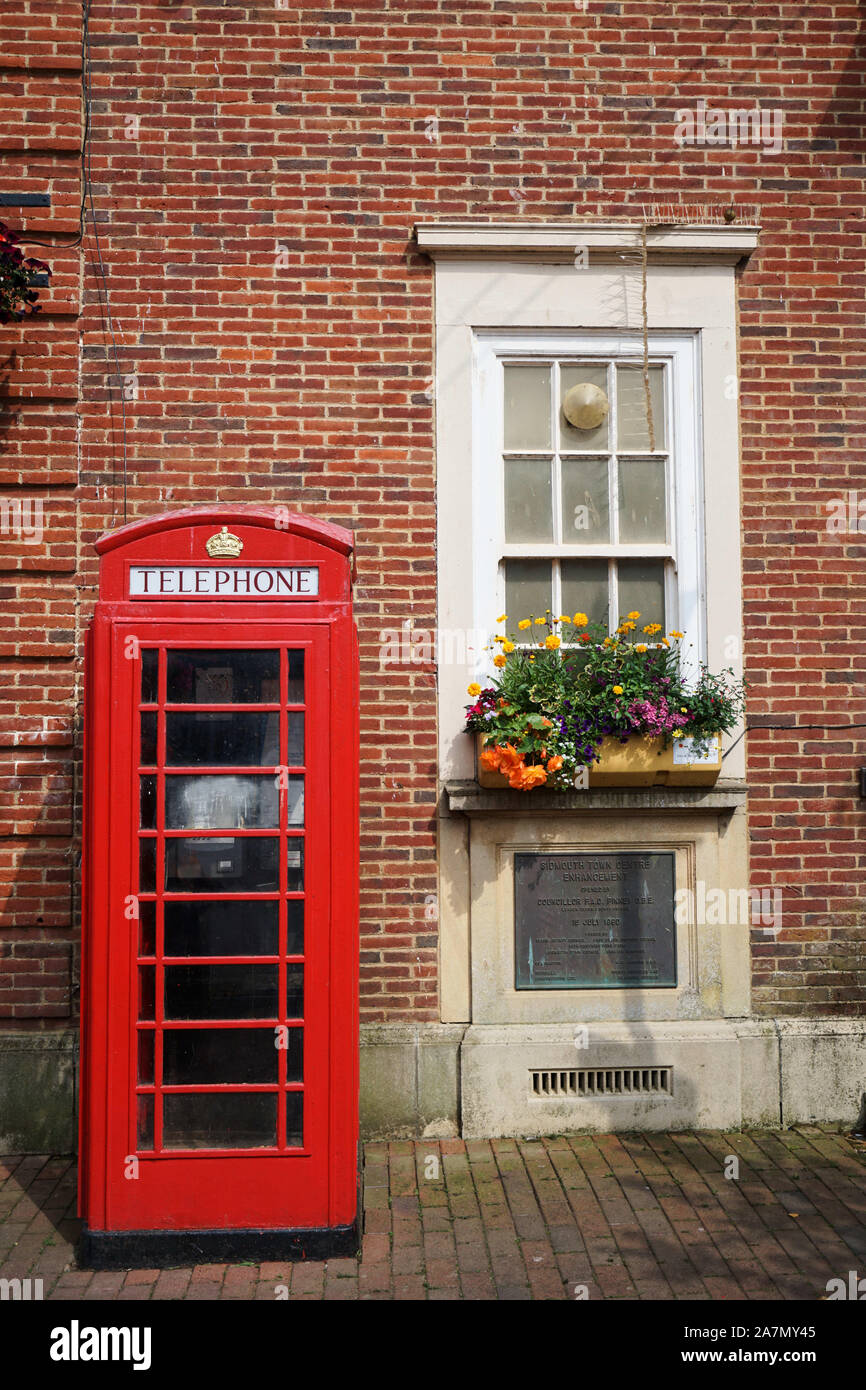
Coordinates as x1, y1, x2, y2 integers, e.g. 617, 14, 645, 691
476, 732, 722, 789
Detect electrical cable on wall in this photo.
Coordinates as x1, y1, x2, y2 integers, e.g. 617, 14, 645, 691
24, 0, 129, 523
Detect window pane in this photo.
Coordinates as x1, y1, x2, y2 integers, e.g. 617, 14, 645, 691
561, 457, 609, 543
287, 842, 304, 892
287, 650, 304, 703
165, 836, 279, 893
163, 1092, 277, 1150
139, 839, 156, 894
286, 1092, 303, 1148
618, 458, 667, 543
560, 363, 610, 450
617, 559, 666, 633
287, 713, 304, 766
504, 559, 552, 626
286, 964, 304, 1020
166, 650, 279, 704
286, 900, 303, 956
286, 775, 304, 828
163, 1028, 278, 1084
140, 649, 158, 704
139, 901, 156, 957
140, 711, 157, 767
560, 559, 610, 628
137, 1094, 154, 1150
504, 365, 550, 450
140, 776, 157, 830
138, 966, 155, 1022
504, 458, 553, 542
165, 712, 280, 767
616, 364, 666, 451
286, 1028, 303, 1083
138, 1030, 154, 1085
164, 964, 278, 1020
165, 775, 278, 830
164, 900, 279, 957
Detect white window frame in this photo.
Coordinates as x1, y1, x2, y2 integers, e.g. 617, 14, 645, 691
473, 330, 705, 680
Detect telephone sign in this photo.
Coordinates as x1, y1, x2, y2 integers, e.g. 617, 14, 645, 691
78, 508, 359, 1267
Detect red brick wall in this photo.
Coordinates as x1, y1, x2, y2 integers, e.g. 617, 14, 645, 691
1, 0, 864, 1026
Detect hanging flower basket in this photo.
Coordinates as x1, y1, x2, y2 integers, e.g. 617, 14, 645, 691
465, 611, 744, 792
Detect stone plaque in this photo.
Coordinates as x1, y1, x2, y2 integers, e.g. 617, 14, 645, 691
514, 851, 676, 990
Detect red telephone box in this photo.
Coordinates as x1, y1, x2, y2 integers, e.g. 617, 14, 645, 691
78, 508, 359, 1267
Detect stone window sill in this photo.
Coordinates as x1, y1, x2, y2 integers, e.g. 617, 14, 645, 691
444, 779, 747, 816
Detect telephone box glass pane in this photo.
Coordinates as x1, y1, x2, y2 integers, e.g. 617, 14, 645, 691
163, 1093, 277, 1150
164, 964, 278, 1020
163, 1028, 278, 1085
140, 776, 157, 830
164, 900, 279, 957
286, 1093, 303, 1148
137, 1094, 154, 1150
138, 966, 155, 1022
286, 842, 304, 892
286, 900, 303, 955
139, 841, 156, 894
165, 713, 279, 766
286, 1028, 303, 1083
165, 775, 278, 830
286, 776, 304, 828
287, 713, 304, 766
137, 1030, 154, 1084
286, 964, 304, 1020
140, 712, 157, 766
287, 650, 304, 702
138, 901, 156, 957
140, 649, 158, 704
164, 836, 279, 892
166, 650, 280, 704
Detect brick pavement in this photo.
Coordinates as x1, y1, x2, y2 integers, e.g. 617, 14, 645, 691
1, 1127, 863, 1301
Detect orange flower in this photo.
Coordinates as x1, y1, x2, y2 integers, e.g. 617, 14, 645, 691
508, 761, 548, 790
546, 755, 563, 772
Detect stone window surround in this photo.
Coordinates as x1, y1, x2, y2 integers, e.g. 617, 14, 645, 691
417, 219, 758, 789
418, 220, 758, 1027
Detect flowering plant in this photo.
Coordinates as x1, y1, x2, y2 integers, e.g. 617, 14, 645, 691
0, 224, 51, 325
464, 611, 746, 791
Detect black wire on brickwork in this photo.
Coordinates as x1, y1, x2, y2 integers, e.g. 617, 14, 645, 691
23, 0, 129, 523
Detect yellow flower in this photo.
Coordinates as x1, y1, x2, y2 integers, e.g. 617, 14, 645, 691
642, 623, 662, 635
534, 617, 546, 626
659, 638, 670, 648
545, 634, 561, 650
494, 634, 505, 643
496, 613, 507, 623
528, 654, 536, 662
493, 654, 507, 669
503, 641, 516, 654
680, 707, 687, 713
612, 685, 624, 695
518, 619, 531, 630
616, 620, 636, 635
669, 630, 684, 639
672, 729, 683, 739
635, 643, 648, 653
467, 683, 482, 697
602, 636, 615, 648
573, 612, 588, 627
558, 615, 572, 624
627, 611, 640, 621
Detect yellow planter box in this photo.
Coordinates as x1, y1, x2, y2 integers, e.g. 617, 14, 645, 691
476, 732, 722, 789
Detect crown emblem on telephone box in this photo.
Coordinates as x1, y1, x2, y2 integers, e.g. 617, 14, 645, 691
205, 527, 244, 559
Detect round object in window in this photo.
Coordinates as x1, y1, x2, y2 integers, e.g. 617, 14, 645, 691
562, 382, 609, 431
